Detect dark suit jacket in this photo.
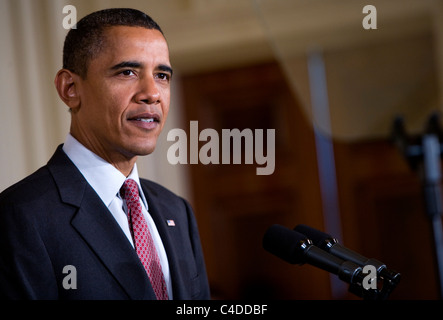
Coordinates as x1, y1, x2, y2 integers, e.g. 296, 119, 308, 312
0, 145, 210, 300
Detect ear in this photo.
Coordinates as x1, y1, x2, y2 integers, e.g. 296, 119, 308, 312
54, 69, 81, 111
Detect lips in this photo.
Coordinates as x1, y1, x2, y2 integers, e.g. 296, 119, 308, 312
127, 112, 161, 129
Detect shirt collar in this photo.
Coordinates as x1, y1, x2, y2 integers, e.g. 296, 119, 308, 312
62, 133, 146, 208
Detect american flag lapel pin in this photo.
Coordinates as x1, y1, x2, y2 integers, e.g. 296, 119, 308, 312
166, 219, 176, 227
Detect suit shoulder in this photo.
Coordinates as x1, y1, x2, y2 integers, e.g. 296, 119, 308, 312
0, 165, 54, 206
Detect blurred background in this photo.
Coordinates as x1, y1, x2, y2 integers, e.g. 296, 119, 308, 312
1, 0, 443, 299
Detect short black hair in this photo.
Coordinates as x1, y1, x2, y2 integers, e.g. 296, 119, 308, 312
63, 8, 164, 78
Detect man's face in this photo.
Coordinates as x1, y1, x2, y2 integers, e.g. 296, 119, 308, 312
72, 26, 172, 162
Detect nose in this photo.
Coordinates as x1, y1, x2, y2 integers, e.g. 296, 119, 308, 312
134, 76, 160, 104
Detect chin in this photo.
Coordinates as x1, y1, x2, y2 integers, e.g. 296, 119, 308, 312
131, 142, 157, 156
121, 133, 159, 157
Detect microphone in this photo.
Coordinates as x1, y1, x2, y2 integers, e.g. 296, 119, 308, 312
294, 224, 401, 285
263, 224, 365, 286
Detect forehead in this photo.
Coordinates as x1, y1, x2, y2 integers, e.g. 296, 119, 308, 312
93, 26, 170, 66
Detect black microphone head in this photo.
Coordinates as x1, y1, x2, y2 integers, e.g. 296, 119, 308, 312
262, 224, 311, 264
294, 224, 337, 248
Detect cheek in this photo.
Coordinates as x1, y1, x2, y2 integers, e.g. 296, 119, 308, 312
86, 97, 121, 131
161, 88, 171, 119
159, 105, 170, 134
99, 86, 131, 125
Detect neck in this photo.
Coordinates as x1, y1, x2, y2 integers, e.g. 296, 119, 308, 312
69, 130, 137, 177
109, 157, 137, 177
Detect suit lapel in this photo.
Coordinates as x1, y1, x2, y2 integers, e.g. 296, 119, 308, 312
47, 146, 156, 300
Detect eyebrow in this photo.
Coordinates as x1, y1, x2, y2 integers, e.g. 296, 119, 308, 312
158, 64, 173, 76
110, 61, 142, 70
110, 61, 173, 76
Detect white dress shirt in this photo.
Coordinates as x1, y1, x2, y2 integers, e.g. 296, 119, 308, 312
62, 133, 172, 299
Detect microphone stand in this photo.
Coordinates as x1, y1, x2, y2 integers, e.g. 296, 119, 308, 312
391, 114, 443, 299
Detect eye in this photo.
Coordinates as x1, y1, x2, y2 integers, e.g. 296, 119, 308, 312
156, 73, 171, 81
120, 69, 136, 76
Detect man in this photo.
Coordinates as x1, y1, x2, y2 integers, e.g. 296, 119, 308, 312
0, 8, 210, 300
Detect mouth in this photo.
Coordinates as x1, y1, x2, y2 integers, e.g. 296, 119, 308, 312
127, 112, 161, 129
133, 118, 155, 123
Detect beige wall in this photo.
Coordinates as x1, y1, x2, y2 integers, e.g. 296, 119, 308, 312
0, 0, 69, 191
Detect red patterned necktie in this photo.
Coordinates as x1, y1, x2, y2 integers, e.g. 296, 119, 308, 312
121, 178, 169, 300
